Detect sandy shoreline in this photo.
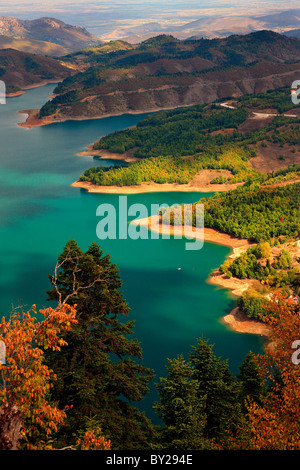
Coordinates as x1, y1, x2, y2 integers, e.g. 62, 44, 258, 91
131, 214, 252, 249
72, 178, 268, 337
72, 178, 241, 194
17, 107, 158, 129
22, 79, 60, 91
7, 90, 25, 98
208, 273, 270, 336
17, 109, 60, 128
222, 307, 271, 336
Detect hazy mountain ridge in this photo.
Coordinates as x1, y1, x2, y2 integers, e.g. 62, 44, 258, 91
34, 31, 300, 123
0, 16, 102, 53
101, 8, 300, 43
284, 29, 300, 38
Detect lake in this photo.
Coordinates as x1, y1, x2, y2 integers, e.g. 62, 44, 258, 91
0, 84, 265, 422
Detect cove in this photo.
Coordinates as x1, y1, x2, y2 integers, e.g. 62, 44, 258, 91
0, 84, 265, 423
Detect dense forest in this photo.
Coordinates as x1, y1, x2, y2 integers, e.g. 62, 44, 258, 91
219, 241, 298, 290
79, 147, 257, 186
1, 241, 300, 450
79, 94, 300, 190
92, 105, 250, 157
91, 91, 300, 158
78, 90, 300, 250
198, 181, 300, 242
235, 86, 300, 113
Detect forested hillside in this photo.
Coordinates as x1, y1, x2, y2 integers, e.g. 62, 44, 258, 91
0, 48, 71, 93
77, 87, 300, 316
92, 105, 249, 157
37, 31, 300, 121
199, 180, 300, 242
79, 89, 300, 190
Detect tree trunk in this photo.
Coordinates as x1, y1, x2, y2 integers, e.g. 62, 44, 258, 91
0, 405, 23, 450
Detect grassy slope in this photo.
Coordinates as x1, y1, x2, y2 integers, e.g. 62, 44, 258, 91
0, 35, 69, 57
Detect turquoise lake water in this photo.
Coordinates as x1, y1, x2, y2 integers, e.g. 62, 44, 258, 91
0, 84, 265, 422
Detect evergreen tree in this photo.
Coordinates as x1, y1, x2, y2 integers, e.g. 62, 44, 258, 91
237, 351, 266, 410
45, 240, 155, 450
189, 337, 242, 440
154, 356, 209, 450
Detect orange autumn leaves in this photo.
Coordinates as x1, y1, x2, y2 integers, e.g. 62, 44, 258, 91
0, 303, 110, 450
246, 291, 300, 450
0, 304, 77, 448
230, 291, 300, 450
77, 428, 111, 450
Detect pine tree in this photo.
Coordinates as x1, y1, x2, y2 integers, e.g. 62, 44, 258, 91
154, 355, 209, 450
189, 337, 242, 440
237, 351, 265, 410
45, 240, 155, 450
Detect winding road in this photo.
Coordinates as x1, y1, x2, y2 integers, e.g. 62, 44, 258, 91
219, 101, 298, 118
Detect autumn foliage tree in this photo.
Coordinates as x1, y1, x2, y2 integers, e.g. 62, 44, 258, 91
76, 425, 111, 450
229, 291, 300, 449
0, 303, 77, 449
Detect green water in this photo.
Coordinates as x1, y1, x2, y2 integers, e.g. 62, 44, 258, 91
0, 84, 265, 422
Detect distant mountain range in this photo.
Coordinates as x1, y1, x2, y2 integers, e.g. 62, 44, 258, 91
284, 29, 300, 39
0, 16, 102, 55
1, 11, 300, 57
100, 8, 300, 43
33, 31, 300, 123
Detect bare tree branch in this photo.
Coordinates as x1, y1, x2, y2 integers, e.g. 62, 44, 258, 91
50, 249, 104, 309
